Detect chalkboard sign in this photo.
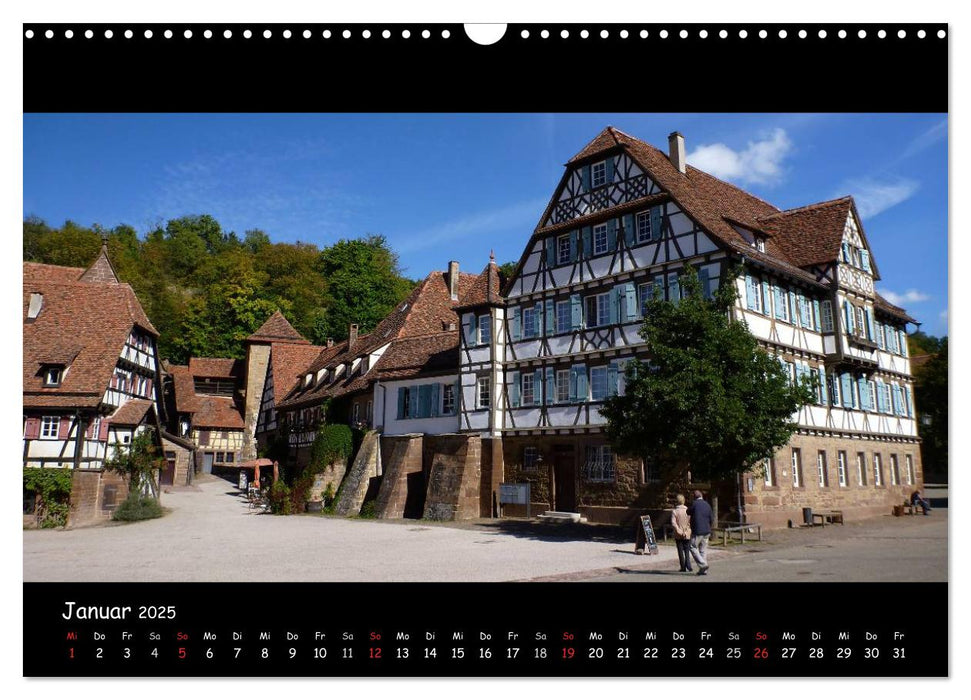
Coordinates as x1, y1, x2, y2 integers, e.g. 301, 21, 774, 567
638, 515, 659, 555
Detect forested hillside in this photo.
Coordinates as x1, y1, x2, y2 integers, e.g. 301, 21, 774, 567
23, 215, 417, 364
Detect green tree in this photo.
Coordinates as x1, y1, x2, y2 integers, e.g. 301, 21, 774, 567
314, 235, 415, 342
913, 337, 947, 481
34, 220, 101, 267
102, 430, 164, 498
23, 215, 50, 261
908, 331, 944, 356
498, 260, 518, 280
601, 266, 815, 485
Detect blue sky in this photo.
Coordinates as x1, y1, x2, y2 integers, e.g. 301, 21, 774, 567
23, 113, 948, 335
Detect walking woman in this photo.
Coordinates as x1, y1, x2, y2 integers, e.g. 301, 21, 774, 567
670, 494, 693, 572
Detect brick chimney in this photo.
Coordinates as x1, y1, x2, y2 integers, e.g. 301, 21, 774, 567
448, 260, 460, 301
348, 323, 359, 350
668, 131, 686, 174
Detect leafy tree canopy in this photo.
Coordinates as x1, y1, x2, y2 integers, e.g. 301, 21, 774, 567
601, 266, 815, 484
913, 337, 947, 480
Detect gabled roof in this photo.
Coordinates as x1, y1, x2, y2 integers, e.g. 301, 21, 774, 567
168, 361, 245, 429
78, 242, 120, 284
276, 269, 475, 410
758, 197, 853, 269
874, 293, 919, 324
567, 125, 627, 164
246, 310, 309, 345
456, 257, 504, 309
23, 259, 158, 410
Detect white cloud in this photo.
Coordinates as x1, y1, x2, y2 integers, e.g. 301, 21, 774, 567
844, 177, 919, 218
900, 119, 947, 161
685, 128, 793, 186
878, 288, 931, 307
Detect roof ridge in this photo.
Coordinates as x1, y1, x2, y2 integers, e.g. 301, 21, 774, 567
758, 196, 853, 220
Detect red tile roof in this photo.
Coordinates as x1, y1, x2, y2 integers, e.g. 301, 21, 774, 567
188, 357, 242, 378
110, 399, 153, 426
246, 310, 310, 345
456, 258, 504, 309
276, 269, 474, 410
268, 343, 327, 406
168, 362, 245, 429
758, 197, 854, 269
23, 261, 158, 411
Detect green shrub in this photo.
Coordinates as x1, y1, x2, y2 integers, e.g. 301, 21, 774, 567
112, 494, 163, 522
268, 480, 293, 515
358, 500, 377, 519
24, 468, 74, 528
310, 424, 353, 471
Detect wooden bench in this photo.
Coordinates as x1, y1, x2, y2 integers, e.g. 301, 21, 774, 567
715, 522, 763, 546
899, 501, 923, 516
811, 510, 844, 526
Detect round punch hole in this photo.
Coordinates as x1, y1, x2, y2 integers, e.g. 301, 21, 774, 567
619, 29, 628, 38
521, 30, 529, 38
798, 29, 807, 39
560, 29, 569, 39
164, 30, 173, 39
243, 29, 252, 39
600, 29, 608, 38
401, 29, 410, 38
65, 30, 73, 39
304, 29, 312, 38
442, 29, 450, 39
204, 30, 212, 39
283, 29, 291, 39
878, 30, 886, 39
738, 29, 747, 38
382, 29, 391, 38
25, 29, 33, 39
264, 30, 272, 39
422, 30, 430, 39
541, 29, 549, 39
857, 29, 867, 39
640, 29, 648, 38
144, 30, 153, 39
679, 29, 688, 39
125, 30, 133, 39
323, 29, 332, 38
342, 29, 351, 38
897, 30, 906, 39
838, 30, 847, 39
937, 29, 946, 38
184, 30, 193, 39
759, 29, 767, 39
818, 30, 827, 39
580, 29, 589, 39
918, 30, 926, 38
719, 29, 727, 38
659, 29, 668, 39
224, 30, 232, 39
104, 29, 113, 38
45, 29, 53, 38
363, 29, 371, 39
699, 29, 708, 39
778, 29, 787, 39
85, 29, 93, 39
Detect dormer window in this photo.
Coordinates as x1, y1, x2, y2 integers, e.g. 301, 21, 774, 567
43, 366, 64, 387
305, 373, 313, 388
755, 237, 766, 253
591, 160, 607, 188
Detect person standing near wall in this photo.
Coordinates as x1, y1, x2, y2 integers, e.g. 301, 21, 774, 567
670, 494, 693, 572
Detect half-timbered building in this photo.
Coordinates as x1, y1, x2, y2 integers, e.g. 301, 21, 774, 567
23, 242, 165, 525
473, 126, 921, 526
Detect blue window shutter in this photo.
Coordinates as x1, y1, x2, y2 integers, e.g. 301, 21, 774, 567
430, 383, 440, 417
875, 381, 885, 412
607, 361, 619, 397
510, 371, 520, 408
545, 367, 554, 405
623, 214, 634, 246
463, 313, 475, 346
857, 377, 868, 411
581, 165, 591, 191
570, 293, 582, 330
813, 299, 821, 331
773, 285, 784, 318
761, 280, 771, 316
533, 370, 543, 405
409, 386, 419, 418
607, 219, 618, 251
569, 230, 578, 262
840, 373, 853, 408
542, 300, 552, 336
802, 296, 812, 327
746, 275, 757, 310
653, 275, 665, 301
605, 157, 614, 184
534, 303, 543, 337
900, 330, 908, 356
864, 309, 874, 341
817, 367, 828, 405
581, 227, 592, 258
843, 302, 854, 333
609, 287, 620, 324
698, 268, 711, 299
417, 385, 431, 418
397, 387, 406, 420
568, 366, 579, 402
650, 206, 662, 241
841, 242, 850, 262
624, 282, 636, 320
860, 249, 871, 272
509, 306, 521, 341
545, 237, 555, 267
903, 386, 912, 416
576, 364, 588, 402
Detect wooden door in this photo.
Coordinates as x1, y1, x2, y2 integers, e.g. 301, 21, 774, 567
553, 450, 577, 512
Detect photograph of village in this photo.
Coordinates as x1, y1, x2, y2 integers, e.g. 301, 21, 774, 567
23, 114, 947, 583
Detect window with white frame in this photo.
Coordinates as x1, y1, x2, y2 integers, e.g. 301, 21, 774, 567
555, 370, 570, 403
837, 451, 848, 487
890, 455, 900, 485
478, 314, 491, 345
523, 446, 539, 472
791, 449, 802, 487
477, 376, 491, 409
636, 211, 652, 243
585, 293, 610, 328
906, 455, 915, 485
593, 223, 608, 255
553, 300, 568, 333
873, 454, 883, 486
857, 452, 867, 486
820, 300, 834, 332
522, 307, 537, 338
41, 415, 59, 439
764, 457, 775, 487
638, 283, 652, 316
817, 451, 829, 487
557, 234, 571, 265
521, 372, 535, 405
592, 160, 607, 188
442, 383, 455, 415
583, 445, 615, 482
43, 366, 63, 387
756, 237, 766, 253
590, 366, 608, 401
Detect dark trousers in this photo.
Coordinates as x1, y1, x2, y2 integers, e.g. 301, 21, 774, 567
676, 539, 693, 571
914, 497, 931, 514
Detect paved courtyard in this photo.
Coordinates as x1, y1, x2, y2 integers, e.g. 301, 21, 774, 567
23, 476, 947, 583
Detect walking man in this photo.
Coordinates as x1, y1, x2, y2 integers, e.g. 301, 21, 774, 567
687, 490, 714, 575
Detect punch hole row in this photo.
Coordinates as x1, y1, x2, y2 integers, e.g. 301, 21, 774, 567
24, 26, 947, 41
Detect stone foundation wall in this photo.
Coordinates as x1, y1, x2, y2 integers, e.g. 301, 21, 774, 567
423, 434, 482, 521
334, 431, 380, 516
68, 469, 130, 527
375, 435, 424, 519
308, 458, 348, 502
